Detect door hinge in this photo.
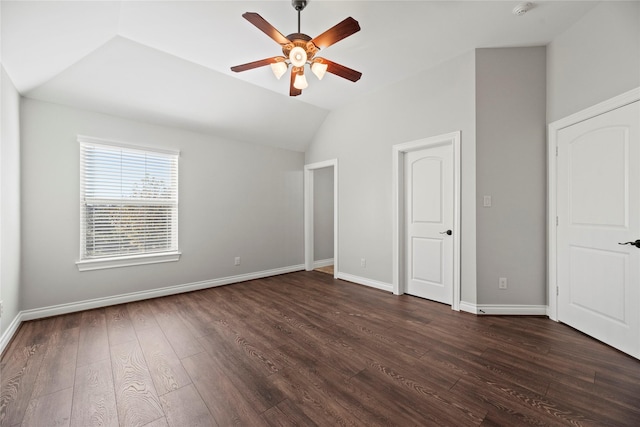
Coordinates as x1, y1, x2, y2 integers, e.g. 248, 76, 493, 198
556, 216, 559, 226
556, 286, 559, 296
556, 146, 558, 156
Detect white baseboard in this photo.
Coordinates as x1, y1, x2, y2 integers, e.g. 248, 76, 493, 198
471, 304, 548, 316
410, 299, 547, 317
313, 258, 334, 268
459, 301, 478, 314
0, 264, 304, 354
0, 312, 23, 355
336, 272, 393, 293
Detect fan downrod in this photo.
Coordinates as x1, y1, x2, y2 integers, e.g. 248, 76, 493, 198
291, 1, 307, 35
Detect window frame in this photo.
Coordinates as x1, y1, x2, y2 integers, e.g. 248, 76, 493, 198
76, 135, 181, 271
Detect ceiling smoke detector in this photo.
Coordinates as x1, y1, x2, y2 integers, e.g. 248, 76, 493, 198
513, 2, 534, 16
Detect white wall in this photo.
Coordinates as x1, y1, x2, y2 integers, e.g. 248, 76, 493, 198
547, 1, 640, 122
306, 52, 477, 303
20, 98, 304, 310
313, 166, 334, 262
476, 47, 547, 305
1, 66, 21, 336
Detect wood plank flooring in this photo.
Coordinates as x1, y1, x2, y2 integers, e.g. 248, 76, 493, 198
315, 265, 334, 275
2, 271, 639, 426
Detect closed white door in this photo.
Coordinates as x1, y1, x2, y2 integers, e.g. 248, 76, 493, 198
557, 101, 640, 358
405, 144, 453, 304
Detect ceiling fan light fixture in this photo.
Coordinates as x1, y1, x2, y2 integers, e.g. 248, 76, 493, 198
293, 71, 309, 90
270, 60, 288, 79
289, 46, 308, 67
311, 60, 328, 80
230, 6, 362, 96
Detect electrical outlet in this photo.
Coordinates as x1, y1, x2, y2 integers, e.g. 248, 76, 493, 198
499, 277, 508, 290
360, 258, 366, 268
234, 257, 241, 266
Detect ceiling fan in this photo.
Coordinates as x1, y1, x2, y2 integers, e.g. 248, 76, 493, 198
230, 0, 362, 96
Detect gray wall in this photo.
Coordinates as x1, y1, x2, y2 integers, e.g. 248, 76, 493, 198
547, 1, 640, 122
475, 47, 547, 305
20, 98, 304, 310
7, 1, 638, 326
306, 51, 477, 303
313, 166, 334, 262
1, 66, 21, 336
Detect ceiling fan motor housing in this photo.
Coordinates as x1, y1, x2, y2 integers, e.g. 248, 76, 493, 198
283, 34, 318, 64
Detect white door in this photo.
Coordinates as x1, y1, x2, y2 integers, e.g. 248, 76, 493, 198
405, 144, 453, 304
557, 101, 640, 358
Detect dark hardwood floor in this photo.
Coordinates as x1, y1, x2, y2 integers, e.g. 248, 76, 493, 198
1, 271, 639, 426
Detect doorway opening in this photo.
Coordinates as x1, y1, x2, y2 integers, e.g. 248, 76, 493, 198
304, 159, 338, 278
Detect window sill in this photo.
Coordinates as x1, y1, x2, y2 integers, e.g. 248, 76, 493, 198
76, 251, 181, 271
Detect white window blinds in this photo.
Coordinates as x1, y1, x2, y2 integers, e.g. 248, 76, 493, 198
79, 137, 179, 263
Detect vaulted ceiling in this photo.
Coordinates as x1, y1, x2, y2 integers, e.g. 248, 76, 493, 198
1, 1, 598, 151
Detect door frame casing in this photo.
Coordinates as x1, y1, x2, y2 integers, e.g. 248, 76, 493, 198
392, 131, 461, 310
547, 87, 640, 321
304, 159, 338, 278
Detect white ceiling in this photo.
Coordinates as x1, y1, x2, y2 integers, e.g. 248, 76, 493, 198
1, 1, 599, 151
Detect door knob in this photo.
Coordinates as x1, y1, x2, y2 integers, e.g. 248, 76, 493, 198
440, 230, 452, 236
619, 240, 640, 248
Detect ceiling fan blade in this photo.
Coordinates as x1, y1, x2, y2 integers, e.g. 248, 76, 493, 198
290, 70, 302, 97
311, 17, 360, 49
322, 58, 362, 82
242, 12, 291, 45
230, 57, 281, 73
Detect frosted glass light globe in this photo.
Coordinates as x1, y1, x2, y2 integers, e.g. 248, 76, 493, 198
270, 61, 288, 79
293, 72, 309, 90
311, 61, 328, 80
289, 47, 307, 67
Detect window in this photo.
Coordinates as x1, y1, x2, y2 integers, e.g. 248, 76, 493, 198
77, 136, 180, 271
